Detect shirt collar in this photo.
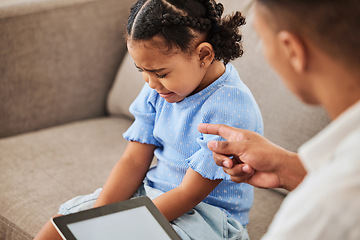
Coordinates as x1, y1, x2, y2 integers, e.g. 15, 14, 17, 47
298, 100, 360, 172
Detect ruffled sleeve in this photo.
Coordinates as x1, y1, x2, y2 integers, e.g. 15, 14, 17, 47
187, 85, 264, 180
123, 84, 161, 146
188, 134, 230, 180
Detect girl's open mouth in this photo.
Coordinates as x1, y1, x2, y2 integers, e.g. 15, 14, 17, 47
158, 92, 174, 98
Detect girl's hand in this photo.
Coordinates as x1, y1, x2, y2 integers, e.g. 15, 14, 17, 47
198, 123, 306, 191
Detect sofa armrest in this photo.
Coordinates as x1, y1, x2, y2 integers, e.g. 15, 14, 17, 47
0, 0, 133, 138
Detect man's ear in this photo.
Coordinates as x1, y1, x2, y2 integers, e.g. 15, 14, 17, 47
278, 31, 307, 73
196, 42, 215, 67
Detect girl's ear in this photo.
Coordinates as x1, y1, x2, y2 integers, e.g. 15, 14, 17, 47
196, 42, 215, 68
277, 31, 308, 73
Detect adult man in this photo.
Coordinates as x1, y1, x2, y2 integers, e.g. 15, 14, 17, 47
198, 0, 360, 239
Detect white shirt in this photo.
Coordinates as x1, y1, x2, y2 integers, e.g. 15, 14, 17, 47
262, 101, 360, 240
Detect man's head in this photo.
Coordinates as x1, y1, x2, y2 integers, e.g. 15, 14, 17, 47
256, 0, 360, 68
253, 0, 360, 106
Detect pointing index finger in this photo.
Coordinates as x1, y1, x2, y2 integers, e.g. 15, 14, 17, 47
198, 123, 239, 141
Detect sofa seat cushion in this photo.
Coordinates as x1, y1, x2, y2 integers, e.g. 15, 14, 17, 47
0, 115, 285, 240
0, 117, 132, 239
248, 188, 285, 240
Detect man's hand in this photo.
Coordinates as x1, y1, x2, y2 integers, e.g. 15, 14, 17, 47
198, 123, 306, 191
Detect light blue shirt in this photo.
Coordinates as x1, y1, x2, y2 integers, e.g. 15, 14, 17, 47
123, 63, 263, 225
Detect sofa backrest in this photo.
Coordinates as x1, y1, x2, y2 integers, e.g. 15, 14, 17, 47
0, 0, 133, 138
107, 0, 330, 152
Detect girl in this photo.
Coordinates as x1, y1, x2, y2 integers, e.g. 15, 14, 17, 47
35, 0, 263, 239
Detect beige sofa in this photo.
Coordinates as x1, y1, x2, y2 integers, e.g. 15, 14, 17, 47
0, 0, 330, 239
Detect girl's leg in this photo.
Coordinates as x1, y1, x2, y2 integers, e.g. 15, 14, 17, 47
33, 214, 62, 240
34, 189, 102, 240
171, 201, 249, 240
34, 186, 147, 239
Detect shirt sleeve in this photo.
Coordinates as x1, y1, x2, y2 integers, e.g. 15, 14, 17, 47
123, 84, 161, 146
187, 86, 264, 180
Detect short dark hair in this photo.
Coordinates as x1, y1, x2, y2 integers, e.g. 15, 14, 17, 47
127, 0, 246, 64
256, 0, 360, 69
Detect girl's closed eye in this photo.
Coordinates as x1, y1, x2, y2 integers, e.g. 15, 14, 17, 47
134, 63, 167, 78
156, 73, 167, 79
135, 64, 144, 73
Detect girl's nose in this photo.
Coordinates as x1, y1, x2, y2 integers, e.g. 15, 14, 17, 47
144, 73, 162, 90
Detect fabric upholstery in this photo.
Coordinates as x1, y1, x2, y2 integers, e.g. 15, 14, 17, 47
107, 53, 145, 120
0, 0, 98, 19
0, 117, 132, 239
248, 188, 286, 240
0, 0, 132, 138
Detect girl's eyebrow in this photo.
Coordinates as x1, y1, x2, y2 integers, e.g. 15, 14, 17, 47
134, 63, 167, 72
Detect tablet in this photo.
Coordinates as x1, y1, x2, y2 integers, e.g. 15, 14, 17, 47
51, 196, 181, 240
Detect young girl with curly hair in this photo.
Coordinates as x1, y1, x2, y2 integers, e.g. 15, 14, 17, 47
35, 0, 263, 239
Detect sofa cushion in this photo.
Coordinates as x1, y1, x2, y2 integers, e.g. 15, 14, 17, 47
0, 115, 283, 240
0, 0, 132, 138
0, 0, 98, 19
107, 53, 145, 119
248, 188, 286, 240
0, 117, 132, 239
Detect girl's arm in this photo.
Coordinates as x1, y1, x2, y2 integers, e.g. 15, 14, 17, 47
93, 141, 156, 207
153, 168, 222, 221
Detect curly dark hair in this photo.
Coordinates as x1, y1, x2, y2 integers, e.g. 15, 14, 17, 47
127, 0, 246, 64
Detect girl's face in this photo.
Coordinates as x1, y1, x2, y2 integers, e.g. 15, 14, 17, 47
127, 37, 209, 103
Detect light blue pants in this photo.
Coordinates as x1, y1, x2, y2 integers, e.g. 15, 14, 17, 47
58, 184, 250, 240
